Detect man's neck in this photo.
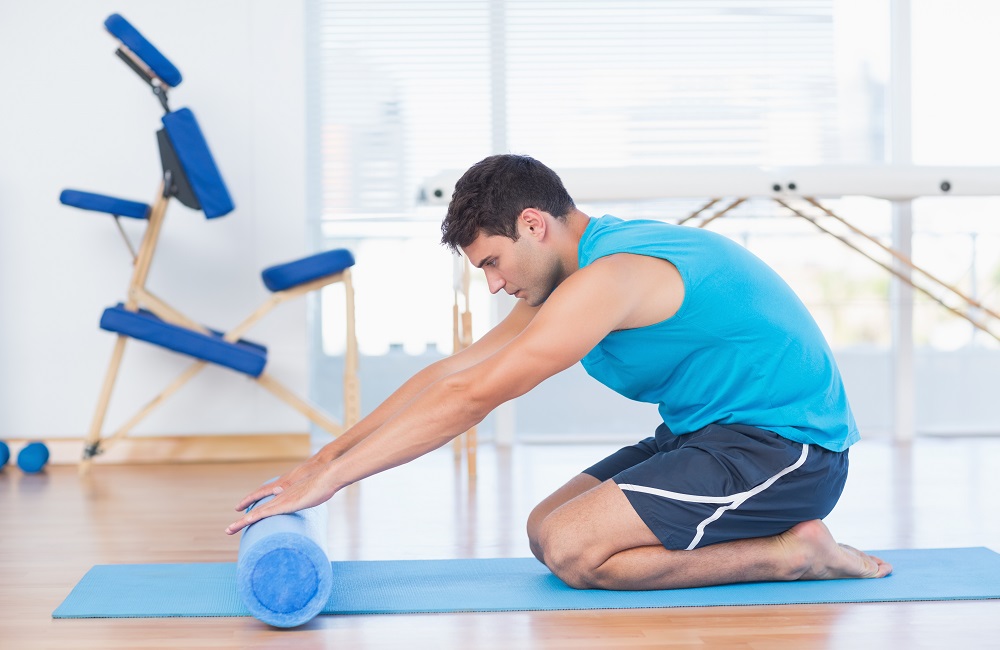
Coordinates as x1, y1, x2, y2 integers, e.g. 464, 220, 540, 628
556, 208, 592, 276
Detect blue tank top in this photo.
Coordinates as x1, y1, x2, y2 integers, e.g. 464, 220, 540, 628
578, 215, 859, 452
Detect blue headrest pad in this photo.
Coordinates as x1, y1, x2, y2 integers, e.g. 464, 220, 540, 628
237, 493, 333, 628
162, 108, 235, 219
104, 14, 183, 88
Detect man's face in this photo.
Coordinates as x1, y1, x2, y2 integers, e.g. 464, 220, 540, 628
462, 223, 563, 307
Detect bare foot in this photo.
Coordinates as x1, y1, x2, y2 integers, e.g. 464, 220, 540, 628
778, 520, 893, 581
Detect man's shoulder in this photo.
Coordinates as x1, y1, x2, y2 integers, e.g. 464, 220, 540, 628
581, 215, 723, 268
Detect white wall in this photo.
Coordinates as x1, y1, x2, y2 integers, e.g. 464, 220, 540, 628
0, 1, 314, 438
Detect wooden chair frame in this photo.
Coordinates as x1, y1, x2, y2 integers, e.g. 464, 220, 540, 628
82, 183, 360, 473
451, 254, 477, 480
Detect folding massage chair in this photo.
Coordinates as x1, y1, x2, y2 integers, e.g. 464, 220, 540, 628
60, 14, 360, 472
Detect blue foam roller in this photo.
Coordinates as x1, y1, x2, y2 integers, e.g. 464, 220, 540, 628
237, 491, 332, 628
0, 441, 9, 468
17, 442, 49, 473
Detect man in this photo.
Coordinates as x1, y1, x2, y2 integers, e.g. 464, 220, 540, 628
227, 154, 891, 590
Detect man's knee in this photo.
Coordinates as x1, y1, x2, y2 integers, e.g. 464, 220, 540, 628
526, 502, 544, 543
526, 473, 601, 551
526, 501, 553, 562
533, 516, 603, 589
526, 491, 574, 562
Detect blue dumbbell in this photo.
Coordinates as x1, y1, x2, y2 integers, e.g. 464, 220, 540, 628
17, 442, 50, 474
0, 440, 9, 469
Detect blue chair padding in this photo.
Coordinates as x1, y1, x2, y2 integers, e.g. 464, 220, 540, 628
162, 108, 235, 219
261, 249, 356, 293
100, 305, 267, 377
104, 14, 183, 88
60, 190, 150, 219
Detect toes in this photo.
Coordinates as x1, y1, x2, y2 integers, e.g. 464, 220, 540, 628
839, 544, 891, 579
858, 551, 892, 578
870, 555, 893, 578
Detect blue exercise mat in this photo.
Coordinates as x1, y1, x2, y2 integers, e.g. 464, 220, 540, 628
53, 547, 1000, 619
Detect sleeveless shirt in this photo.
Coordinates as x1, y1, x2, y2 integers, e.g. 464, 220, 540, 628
578, 215, 859, 452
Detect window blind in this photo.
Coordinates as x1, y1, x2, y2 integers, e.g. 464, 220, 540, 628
313, 0, 887, 216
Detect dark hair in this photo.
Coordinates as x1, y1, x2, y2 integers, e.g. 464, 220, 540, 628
440, 154, 575, 251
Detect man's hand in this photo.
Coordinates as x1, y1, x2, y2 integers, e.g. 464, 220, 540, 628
232, 454, 328, 513
225, 457, 338, 535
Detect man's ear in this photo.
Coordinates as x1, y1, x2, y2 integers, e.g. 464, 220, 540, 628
520, 208, 546, 238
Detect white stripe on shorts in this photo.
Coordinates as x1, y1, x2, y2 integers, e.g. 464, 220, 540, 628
618, 443, 809, 550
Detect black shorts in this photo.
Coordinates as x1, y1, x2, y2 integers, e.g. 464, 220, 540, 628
584, 422, 849, 551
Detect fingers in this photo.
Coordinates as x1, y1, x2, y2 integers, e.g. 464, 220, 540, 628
234, 483, 284, 512
225, 514, 252, 536
225, 498, 276, 535
229, 484, 285, 534
234, 492, 264, 513
226, 481, 303, 535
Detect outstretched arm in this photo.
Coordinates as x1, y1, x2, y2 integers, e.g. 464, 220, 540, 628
229, 299, 539, 516
226, 255, 653, 534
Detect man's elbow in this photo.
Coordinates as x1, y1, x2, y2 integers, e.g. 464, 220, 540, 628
438, 372, 504, 423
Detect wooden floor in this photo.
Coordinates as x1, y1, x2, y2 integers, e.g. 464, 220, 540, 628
2, 437, 999, 649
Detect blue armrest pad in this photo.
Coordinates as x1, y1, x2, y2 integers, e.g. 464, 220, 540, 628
261, 249, 355, 293
60, 190, 150, 219
104, 14, 183, 87
162, 108, 235, 219
100, 305, 267, 377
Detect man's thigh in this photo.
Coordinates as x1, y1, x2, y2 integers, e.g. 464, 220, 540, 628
530, 435, 658, 533
535, 479, 663, 566
529, 473, 601, 526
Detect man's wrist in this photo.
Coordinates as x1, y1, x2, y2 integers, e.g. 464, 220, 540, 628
320, 460, 350, 494
316, 438, 349, 464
